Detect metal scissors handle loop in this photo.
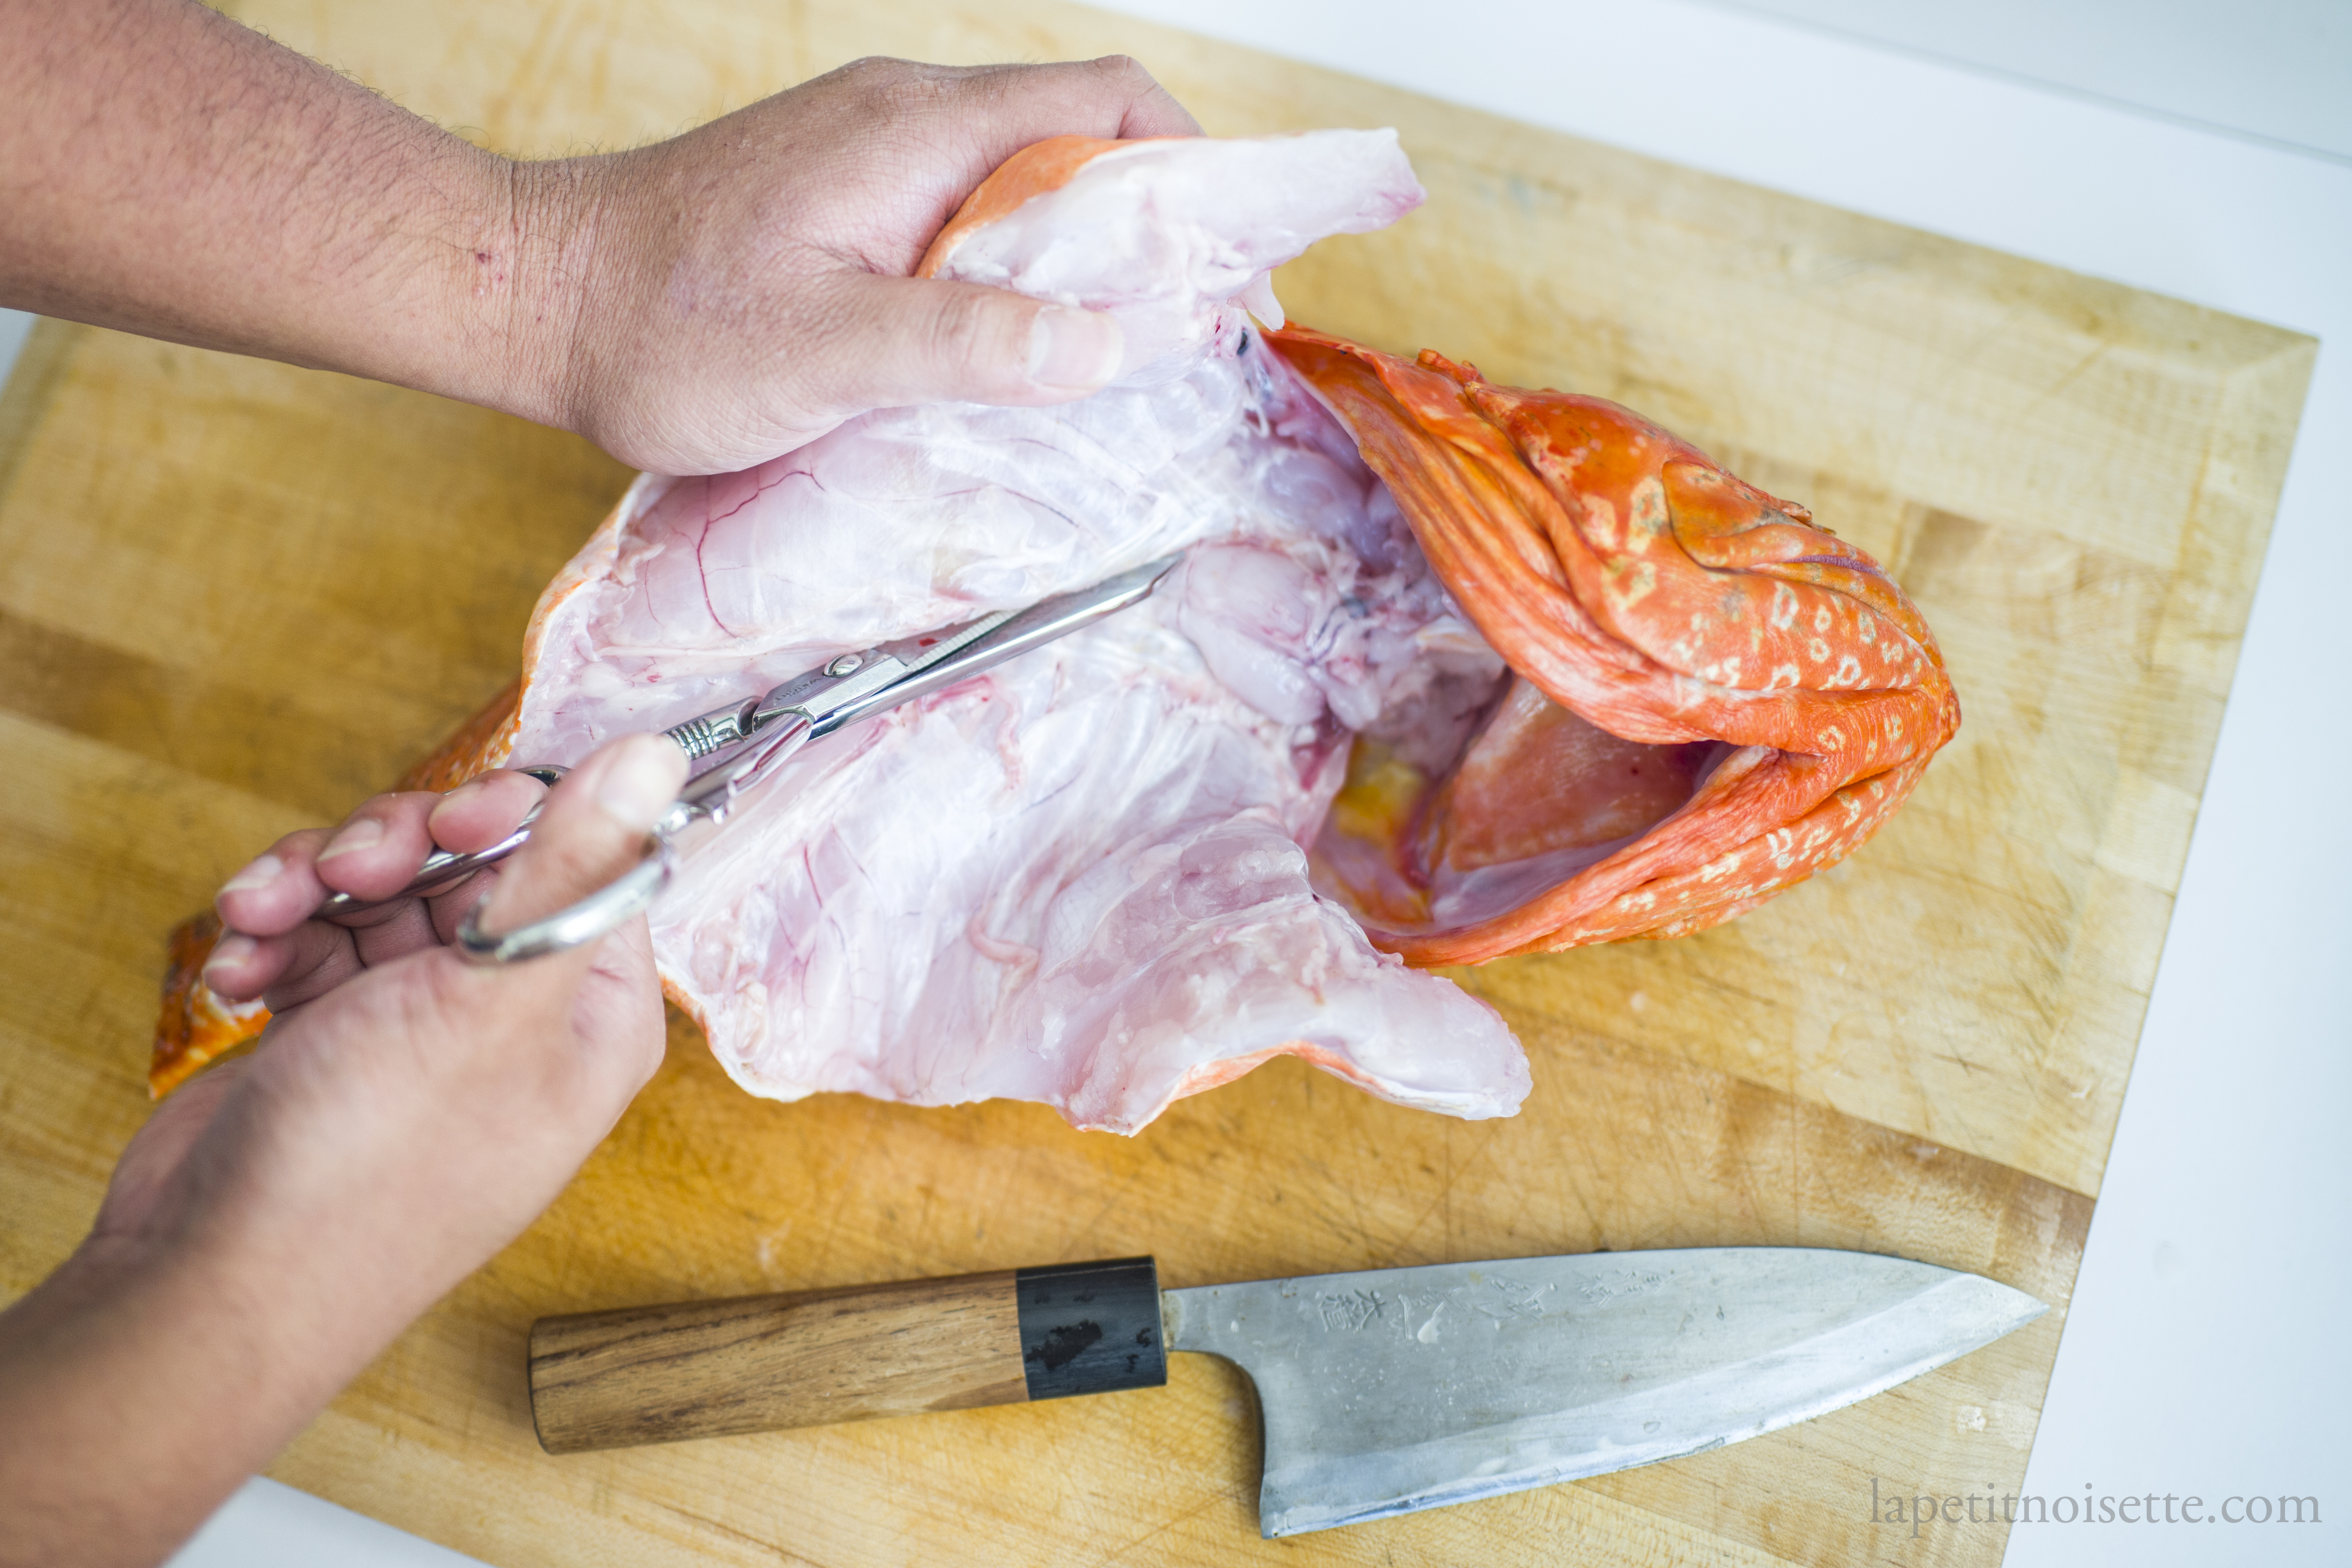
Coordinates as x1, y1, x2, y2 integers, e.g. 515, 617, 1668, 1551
454, 836, 677, 964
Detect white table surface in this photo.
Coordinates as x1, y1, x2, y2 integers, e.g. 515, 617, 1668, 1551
3, 1, 2336, 1563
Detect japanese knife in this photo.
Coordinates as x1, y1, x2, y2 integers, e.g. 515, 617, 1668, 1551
527, 1249, 2045, 1538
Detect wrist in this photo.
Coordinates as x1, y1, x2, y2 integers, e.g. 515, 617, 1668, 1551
418, 149, 614, 441
485, 153, 610, 438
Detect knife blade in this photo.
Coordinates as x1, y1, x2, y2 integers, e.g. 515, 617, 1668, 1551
526, 1249, 2044, 1538
1165, 1249, 2044, 1536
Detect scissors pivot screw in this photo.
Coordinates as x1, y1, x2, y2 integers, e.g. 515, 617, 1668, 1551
824, 653, 865, 677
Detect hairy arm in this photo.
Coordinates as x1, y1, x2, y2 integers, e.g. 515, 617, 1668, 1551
0, 0, 1201, 472
0, 0, 563, 421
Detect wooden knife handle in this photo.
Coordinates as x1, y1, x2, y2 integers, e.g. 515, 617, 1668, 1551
527, 1256, 1165, 1455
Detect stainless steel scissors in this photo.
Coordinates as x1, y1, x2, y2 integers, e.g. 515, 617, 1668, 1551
321, 553, 1183, 964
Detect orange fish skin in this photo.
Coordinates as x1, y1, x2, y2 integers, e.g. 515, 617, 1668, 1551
151, 911, 271, 1098
917, 135, 1139, 278
1271, 326, 1959, 965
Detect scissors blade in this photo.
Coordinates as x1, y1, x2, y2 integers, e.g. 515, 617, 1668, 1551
761, 552, 1183, 737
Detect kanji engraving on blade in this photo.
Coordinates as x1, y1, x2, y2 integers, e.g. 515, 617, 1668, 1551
1579, 1269, 1671, 1304
1316, 1290, 1386, 1331
1476, 1277, 1555, 1319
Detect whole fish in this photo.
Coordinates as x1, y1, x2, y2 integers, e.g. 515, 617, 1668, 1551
156, 132, 1955, 1129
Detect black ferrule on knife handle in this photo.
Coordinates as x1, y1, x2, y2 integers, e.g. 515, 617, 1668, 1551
1014, 1257, 1167, 1401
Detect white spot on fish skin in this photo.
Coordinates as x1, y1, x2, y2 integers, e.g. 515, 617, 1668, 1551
1808, 637, 1830, 663
1767, 663, 1801, 690
1832, 654, 1863, 687
1605, 556, 1659, 614
1630, 476, 1670, 538
1819, 726, 1845, 749
1769, 581, 1800, 630
1582, 493, 1622, 552
1698, 852, 1742, 883
1813, 605, 1832, 633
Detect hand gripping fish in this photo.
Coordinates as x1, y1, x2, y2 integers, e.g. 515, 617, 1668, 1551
155, 131, 1956, 1132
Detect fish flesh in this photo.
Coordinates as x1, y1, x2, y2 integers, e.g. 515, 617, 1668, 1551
154, 131, 1956, 1132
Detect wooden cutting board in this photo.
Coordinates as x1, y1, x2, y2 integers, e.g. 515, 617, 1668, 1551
0, 1, 2312, 1564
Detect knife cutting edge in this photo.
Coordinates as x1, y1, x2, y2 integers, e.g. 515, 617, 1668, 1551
526, 1248, 2046, 1538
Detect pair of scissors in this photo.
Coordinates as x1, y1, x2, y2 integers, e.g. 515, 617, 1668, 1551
319, 553, 1184, 964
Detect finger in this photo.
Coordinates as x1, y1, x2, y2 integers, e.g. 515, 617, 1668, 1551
862, 56, 1202, 190
797, 272, 1124, 416
426, 769, 550, 856
214, 826, 336, 938
211, 877, 447, 1011
310, 791, 447, 903
252, 916, 373, 1013
200, 926, 306, 1002
347, 892, 451, 972
427, 861, 502, 946
207, 905, 383, 1011
1091, 55, 1202, 140
463, 732, 686, 994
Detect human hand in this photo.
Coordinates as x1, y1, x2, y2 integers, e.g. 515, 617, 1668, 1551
0, 734, 686, 1568
157, 733, 686, 1282
3, 5, 1196, 480
519, 55, 1201, 473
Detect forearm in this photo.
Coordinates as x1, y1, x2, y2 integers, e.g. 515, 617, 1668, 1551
0, 1236, 389, 1568
0, 1157, 524, 1567
0, 0, 583, 427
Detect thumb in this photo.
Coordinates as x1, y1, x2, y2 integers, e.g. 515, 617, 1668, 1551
465, 732, 686, 986
807, 273, 1125, 414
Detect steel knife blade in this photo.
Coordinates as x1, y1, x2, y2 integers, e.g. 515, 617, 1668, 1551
1163, 1248, 2046, 1537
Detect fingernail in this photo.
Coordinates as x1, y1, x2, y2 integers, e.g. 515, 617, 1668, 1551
316, 818, 385, 861
593, 733, 686, 832
219, 853, 285, 894
1028, 307, 1124, 392
201, 933, 257, 987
